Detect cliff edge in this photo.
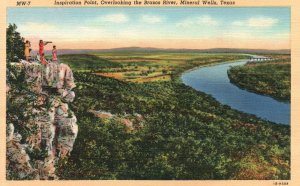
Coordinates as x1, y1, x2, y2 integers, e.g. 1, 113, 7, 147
6, 62, 78, 180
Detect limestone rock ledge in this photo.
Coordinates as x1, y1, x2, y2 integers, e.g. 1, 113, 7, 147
6, 63, 78, 180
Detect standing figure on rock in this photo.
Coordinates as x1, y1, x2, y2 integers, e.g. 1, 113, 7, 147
39, 40, 52, 56
24, 40, 31, 62
52, 45, 57, 63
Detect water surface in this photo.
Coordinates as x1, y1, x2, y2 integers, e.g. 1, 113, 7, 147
181, 60, 290, 125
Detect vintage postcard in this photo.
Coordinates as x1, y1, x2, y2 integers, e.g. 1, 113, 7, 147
0, 0, 300, 186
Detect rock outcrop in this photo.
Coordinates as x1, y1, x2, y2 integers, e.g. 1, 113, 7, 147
6, 62, 78, 180
88, 110, 144, 131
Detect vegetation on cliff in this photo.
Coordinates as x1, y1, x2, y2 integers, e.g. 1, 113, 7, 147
7, 63, 78, 180
227, 55, 290, 101
56, 71, 290, 180
6, 24, 24, 63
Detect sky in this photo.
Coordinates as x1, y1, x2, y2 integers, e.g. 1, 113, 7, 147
8, 7, 290, 50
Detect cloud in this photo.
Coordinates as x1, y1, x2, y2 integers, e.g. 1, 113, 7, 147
71, 26, 106, 40
141, 15, 162, 24
222, 31, 252, 39
232, 17, 279, 28
248, 17, 278, 27
266, 32, 290, 39
197, 15, 219, 26
118, 29, 141, 39
176, 15, 219, 28
231, 21, 245, 27
222, 30, 290, 41
176, 19, 192, 28
99, 13, 129, 23
18, 21, 108, 42
276, 32, 290, 38
18, 22, 57, 33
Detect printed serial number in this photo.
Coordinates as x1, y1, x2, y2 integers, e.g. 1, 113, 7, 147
273, 182, 289, 185
16, 1, 31, 6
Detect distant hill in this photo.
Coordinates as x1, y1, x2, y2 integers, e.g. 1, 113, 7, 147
37, 47, 290, 55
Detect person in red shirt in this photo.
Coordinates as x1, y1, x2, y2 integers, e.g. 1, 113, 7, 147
39, 40, 52, 56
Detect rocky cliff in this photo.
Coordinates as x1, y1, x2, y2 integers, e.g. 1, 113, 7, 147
6, 62, 78, 180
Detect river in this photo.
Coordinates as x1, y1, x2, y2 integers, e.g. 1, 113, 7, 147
181, 59, 290, 125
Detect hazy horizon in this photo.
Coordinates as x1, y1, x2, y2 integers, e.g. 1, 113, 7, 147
35, 46, 291, 51
8, 7, 290, 50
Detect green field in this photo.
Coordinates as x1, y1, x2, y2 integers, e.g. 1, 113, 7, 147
59, 52, 246, 82
54, 52, 290, 180
228, 54, 290, 101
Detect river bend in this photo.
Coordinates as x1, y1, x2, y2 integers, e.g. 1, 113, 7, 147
181, 59, 290, 125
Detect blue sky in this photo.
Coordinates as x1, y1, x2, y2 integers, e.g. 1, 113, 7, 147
8, 7, 290, 49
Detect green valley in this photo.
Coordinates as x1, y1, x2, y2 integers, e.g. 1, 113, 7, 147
59, 52, 245, 82
54, 52, 290, 180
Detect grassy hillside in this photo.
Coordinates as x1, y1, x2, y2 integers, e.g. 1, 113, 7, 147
55, 52, 290, 180
228, 55, 290, 101
59, 54, 122, 71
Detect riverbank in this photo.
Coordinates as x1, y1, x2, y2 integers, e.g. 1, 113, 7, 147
227, 60, 290, 102
181, 60, 290, 125
176, 58, 248, 83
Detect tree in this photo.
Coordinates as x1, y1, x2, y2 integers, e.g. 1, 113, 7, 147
6, 23, 24, 63
162, 69, 168, 74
